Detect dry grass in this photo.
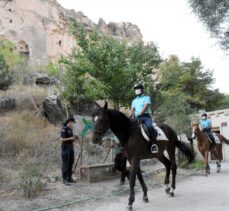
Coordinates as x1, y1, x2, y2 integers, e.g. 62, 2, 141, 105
0, 110, 60, 168
0, 84, 48, 112
0, 84, 110, 199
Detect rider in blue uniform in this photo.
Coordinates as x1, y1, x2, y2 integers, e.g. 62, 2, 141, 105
60, 117, 78, 186
200, 113, 216, 149
130, 83, 158, 153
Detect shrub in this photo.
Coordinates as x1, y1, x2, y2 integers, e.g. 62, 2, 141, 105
0, 55, 13, 91
18, 165, 44, 199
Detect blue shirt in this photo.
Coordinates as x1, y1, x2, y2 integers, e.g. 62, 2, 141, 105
131, 94, 151, 117
200, 119, 212, 129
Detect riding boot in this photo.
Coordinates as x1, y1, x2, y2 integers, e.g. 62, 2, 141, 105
209, 134, 216, 150
149, 127, 158, 153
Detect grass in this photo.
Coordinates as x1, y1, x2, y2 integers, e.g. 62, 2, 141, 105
0, 84, 48, 112
18, 165, 44, 199
189, 160, 205, 170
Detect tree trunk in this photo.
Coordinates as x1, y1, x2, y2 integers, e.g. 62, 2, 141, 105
113, 100, 119, 111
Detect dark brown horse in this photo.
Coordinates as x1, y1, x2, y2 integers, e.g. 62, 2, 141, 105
92, 103, 194, 210
192, 123, 229, 176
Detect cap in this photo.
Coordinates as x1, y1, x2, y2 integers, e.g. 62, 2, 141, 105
68, 117, 76, 123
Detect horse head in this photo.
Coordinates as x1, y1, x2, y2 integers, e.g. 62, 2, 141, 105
91, 102, 110, 145
191, 123, 199, 139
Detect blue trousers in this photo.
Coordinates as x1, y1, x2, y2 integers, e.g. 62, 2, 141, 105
136, 115, 153, 128
136, 115, 157, 142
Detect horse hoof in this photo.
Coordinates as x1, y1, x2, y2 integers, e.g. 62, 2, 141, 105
143, 196, 149, 203
127, 205, 133, 210
165, 188, 171, 194
169, 192, 175, 197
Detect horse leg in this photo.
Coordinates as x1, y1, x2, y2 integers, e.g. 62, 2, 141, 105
137, 169, 148, 203
169, 152, 177, 197
204, 151, 210, 176
212, 147, 221, 173
128, 159, 139, 210
157, 154, 171, 195
217, 144, 222, 173
216, 160, 221, 173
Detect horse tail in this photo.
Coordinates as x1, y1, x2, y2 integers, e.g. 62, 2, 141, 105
220, 135, 229, 145
175, 139, 194, 163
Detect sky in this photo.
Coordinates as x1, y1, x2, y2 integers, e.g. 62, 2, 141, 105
57, 0, 229, 94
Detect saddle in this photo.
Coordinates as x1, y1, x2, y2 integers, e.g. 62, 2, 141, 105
140, 123, 168, 142
206, 133, 220, 144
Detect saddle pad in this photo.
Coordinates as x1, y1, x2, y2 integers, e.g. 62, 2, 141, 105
140, 124, 168, 142
213, 133, 220, 144
154, 126, 169, 141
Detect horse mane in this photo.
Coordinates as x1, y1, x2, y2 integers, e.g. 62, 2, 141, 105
106, 109, 135, 145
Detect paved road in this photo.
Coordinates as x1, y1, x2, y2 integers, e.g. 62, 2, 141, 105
89, 162, 229, 211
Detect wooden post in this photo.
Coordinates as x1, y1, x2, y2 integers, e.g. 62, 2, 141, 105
80, 137, 83, 180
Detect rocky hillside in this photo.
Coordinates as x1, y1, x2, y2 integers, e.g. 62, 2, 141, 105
0, 0, 143, 63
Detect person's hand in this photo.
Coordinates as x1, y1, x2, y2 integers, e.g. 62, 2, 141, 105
73, 135, 78, 142
129, 114, 134, 119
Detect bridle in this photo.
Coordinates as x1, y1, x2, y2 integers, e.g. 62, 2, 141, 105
191, 127, 197, 140
93, 129, 105, 137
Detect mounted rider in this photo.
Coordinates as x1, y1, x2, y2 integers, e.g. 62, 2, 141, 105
130, 83, 158, 153
200, 112, 216, 149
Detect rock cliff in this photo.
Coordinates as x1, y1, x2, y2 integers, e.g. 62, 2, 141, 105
0, 0, 143, 63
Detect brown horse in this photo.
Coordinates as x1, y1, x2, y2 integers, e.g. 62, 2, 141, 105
192, 123, 229, 176
92, 103, 194, 210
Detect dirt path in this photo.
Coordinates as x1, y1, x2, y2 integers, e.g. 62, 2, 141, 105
1, 162, 229, 211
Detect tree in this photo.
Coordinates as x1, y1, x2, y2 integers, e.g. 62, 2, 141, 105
156, 55, 224, 111
217, 94, 229, 109
0, 40, 23, 66
0, 55, 13, 90
60, 23, 162, 109
189, 0, 229, 50
0, 40, 24, 88
154, 93, 194, 136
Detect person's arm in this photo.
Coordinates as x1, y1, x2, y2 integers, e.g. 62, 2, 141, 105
60, 136, 76, 142
208, 120, 212, 129
129, 107, 135, 118
60, 128, 77, 143
140, 96, 151, 115
140, 104, 149, 115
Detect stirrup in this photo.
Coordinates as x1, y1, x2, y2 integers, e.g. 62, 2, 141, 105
151, 144, 158, 154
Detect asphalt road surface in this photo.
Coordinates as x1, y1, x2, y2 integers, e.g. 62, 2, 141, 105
88, 162, 229, 211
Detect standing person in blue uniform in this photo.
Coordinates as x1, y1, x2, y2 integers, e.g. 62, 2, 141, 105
200, 113, 216, 149
60, 117, 78, 186
130, 83, 158, 153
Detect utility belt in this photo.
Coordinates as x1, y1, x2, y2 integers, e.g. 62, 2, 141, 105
202, 128, 211, 133
137, 113, 151, 118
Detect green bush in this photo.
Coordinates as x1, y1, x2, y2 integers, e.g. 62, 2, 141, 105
189, 160, 205, 170
18, 166, 44, 199
0, 55, 13, 90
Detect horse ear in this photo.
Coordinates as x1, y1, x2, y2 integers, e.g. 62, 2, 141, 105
103, 101, 108, 111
